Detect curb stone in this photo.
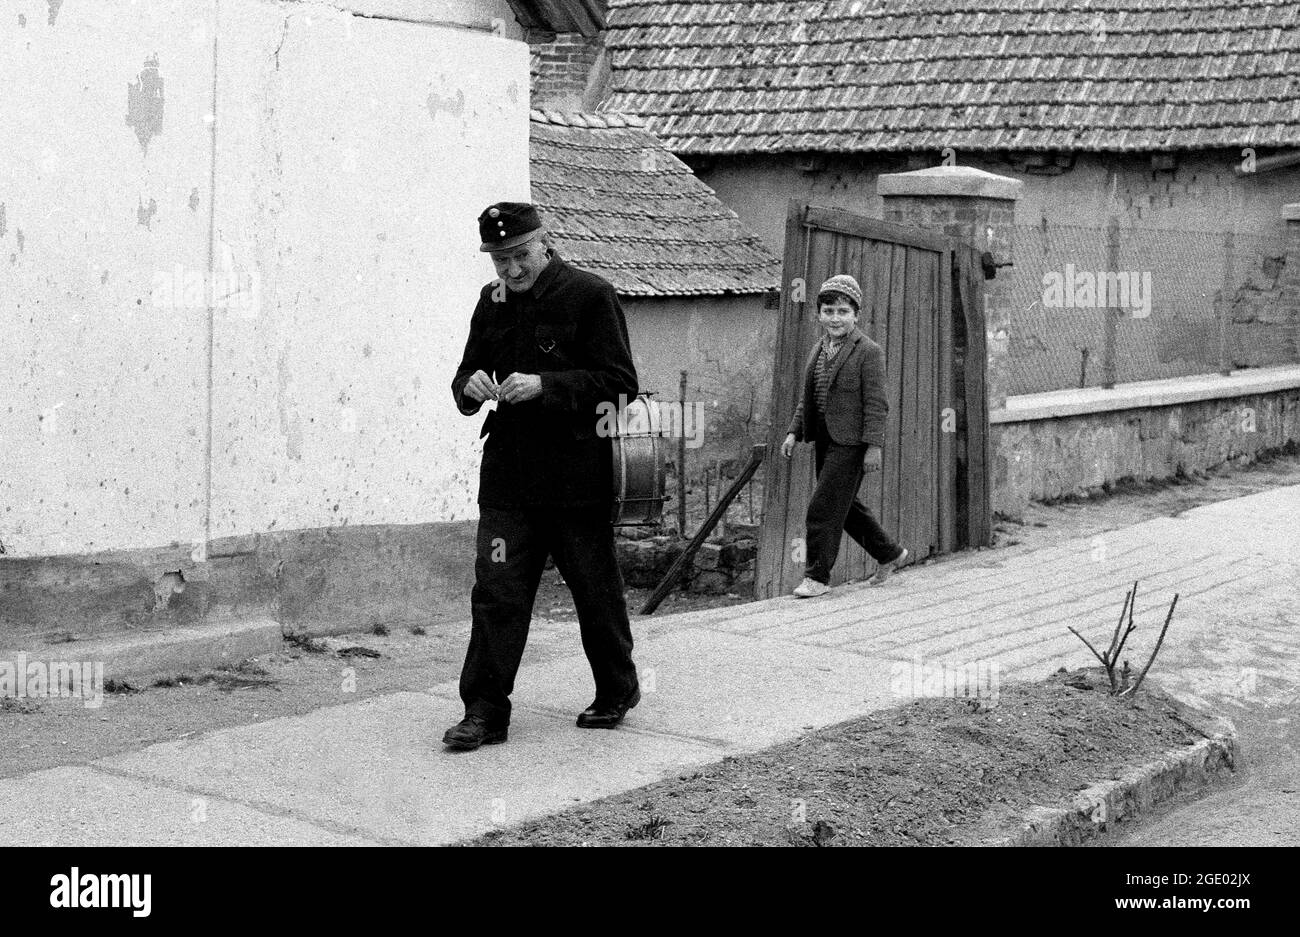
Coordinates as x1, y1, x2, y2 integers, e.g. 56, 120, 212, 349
988, 719, 1238, 846
0, 618, 285, 685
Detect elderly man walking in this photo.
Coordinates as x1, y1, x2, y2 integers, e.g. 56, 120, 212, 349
443, 202, 642, 751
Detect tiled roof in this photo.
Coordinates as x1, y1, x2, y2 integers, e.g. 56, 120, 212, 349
529, 109, 780, 296
601, 0, 1300, 154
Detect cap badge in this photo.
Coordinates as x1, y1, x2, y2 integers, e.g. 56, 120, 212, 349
488, 208, 500, 218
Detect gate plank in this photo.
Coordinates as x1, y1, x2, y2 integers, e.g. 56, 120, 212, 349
938, 248, 956, 553
804, 205, 950, 253
915, 249, 937, 561
756, 200, 809, 597
883, 243, 907, 555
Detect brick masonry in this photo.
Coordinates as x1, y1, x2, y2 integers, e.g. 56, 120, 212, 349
527, 28, 605, 110
879, 174, 1021, 411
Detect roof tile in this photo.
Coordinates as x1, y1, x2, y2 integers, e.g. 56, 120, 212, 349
604, 0, 1300, 153
529, 111, 780, 297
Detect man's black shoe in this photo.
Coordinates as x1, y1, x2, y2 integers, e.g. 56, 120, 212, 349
576, 686, 641, 729
442, 715, 508, 750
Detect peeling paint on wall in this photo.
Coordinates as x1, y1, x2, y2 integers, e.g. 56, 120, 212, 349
189, 188, 200, 211
276, 347, 304, 462
126, 55, 165, 155
136, 197, 157, 229
46, 1, 62, 27
17, 13, 26, 28
15, 229, 24, 252
426, 76, 465, 120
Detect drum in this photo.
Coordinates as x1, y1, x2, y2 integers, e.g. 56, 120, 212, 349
610, 393, 668, 526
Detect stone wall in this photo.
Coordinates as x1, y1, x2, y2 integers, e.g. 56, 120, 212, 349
616, 525, 759, 597
992, 388, 1300, 516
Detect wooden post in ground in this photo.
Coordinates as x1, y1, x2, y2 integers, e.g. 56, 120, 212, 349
1102, 216, 1120, 389
677, 370, 687, 536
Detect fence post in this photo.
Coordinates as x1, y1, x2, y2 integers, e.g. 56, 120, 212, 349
1102, 216, 1119, 389
677, 370, 687, 535
1219, 231, 1235, 376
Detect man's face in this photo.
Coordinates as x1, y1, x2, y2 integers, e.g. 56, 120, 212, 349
490, 236, 550, 293
818, 294, 859, 338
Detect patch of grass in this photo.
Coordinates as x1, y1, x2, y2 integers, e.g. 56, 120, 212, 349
284, 632, 327, 654
152, 674, 195, 688
410, 626, 428, 636
152, 665, 279, 693
337, 646, 382, 659
0, 696, 43, 714
371, 624, 390, 637
624, 816, 672, 841
103, 678, 140, 695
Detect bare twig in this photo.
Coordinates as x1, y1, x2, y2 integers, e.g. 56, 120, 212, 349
1112, 581, 1138, 663
1068, 626, 1110, 669
1105, 582, 1135, 662
1122, 593, 1179, 699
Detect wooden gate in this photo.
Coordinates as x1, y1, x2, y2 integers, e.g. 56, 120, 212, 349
756, 202, 991, 598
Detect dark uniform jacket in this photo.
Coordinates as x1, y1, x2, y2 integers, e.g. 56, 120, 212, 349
451, 252, 638, 509
786, 328, 888, 448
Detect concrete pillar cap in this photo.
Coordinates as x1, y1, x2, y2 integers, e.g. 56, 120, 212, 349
1283, 203, 1300, 221
877, 165, 1023, 201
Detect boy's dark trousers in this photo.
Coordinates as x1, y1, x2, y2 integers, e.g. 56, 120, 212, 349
459, 504, 638, 723
805, 423, 903, 584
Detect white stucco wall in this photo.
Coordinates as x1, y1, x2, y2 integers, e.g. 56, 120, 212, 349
0, 0, 529, 558
0, 0, 215, 557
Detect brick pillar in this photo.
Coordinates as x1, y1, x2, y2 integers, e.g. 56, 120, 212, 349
876, 166, 1022, 410
1281, 203, 1300, 361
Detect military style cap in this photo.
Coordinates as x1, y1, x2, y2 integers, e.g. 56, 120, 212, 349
478, 201, 543, 252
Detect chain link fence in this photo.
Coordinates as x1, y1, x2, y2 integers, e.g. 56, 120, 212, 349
1007, 222, 1295, 396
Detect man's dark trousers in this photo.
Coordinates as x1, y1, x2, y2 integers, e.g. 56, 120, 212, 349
805, 422, 903, 584
460, 504, 637, 723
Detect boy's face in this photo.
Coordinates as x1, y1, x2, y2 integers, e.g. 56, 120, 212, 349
817, 294, 858, 338
490, 237, 550, 292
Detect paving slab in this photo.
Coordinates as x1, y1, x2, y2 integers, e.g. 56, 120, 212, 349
99, 692, 723, 846
436, 629, 904, 751
0, 766, 376, 846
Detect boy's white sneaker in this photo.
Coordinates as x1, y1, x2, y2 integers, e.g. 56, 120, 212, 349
870, 547, 909, 585
792, 577, 831, 598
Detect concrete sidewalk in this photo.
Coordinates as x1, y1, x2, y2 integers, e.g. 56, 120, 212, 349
3, 487, 1297, 846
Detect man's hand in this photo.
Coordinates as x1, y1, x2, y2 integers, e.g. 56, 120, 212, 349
781, 433, 797, 458
499, 372, 542, 404
863, 445, 882, 473
463, 369, 499, 404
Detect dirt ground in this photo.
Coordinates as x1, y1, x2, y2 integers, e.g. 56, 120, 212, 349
462, 668, 1213, 846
